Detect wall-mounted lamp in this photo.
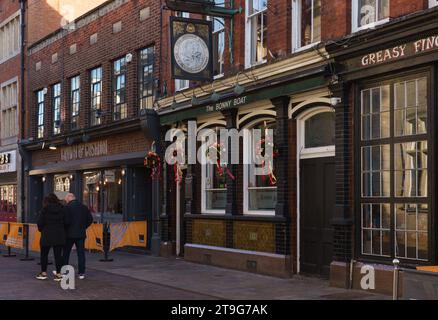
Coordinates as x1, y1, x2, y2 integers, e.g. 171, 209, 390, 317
82, 134, 90, 143
49, 144, 57, 150
211, 91, 221, 102
42, 176, 46, 183
121, 169, 126, 176
233, 84, 245, 96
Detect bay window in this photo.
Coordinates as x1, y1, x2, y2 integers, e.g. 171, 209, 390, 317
352, 0, 390, 32
292, 0, 321, 52
360, 74, 429, 261
245, 0, 268, 68
52, 83, 61, 135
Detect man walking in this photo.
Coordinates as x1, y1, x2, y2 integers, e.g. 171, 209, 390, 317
63, 193, 94, 279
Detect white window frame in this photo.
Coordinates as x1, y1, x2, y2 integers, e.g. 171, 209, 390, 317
430, 0, 438, 8
245, 0, 268, 69
243, 117, 277, 216
0, 10, 21, 64
352, 0, 390, 33
292, 0, 321, 53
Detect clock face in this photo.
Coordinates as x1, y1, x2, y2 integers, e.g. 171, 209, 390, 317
174, 33, 210, 74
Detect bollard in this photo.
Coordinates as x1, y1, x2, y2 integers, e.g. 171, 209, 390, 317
3, 223, 16, 258
393, 259, 400, 300
20, 224, 35, 261
99, 222, 113, 262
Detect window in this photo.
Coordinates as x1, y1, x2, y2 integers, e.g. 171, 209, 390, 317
352, 0, 390, 32
70, 76, 80, 130
54, 174, 71, 200
0, 13, 20, 63
83, 169, 124, 223
90, 67, 102, 126
52, 83, 62, 135
201, 129, 227, 213
139, 46, 155, 110
113, 57, 127, 121
360, 75, 429, 261
292, 0, 321, 52
0, 185, 17, 218
244, 120, 277, 214
210, 1, 225, 77
429, 0, 438, 8
304, 112, 334, 148
36, 89, 45, 139
245, 0, 268, 67
0, 80, 18, 139
175, 12, 190, 91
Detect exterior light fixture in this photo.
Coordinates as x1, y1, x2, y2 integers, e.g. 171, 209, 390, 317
82, 134, 90, 143
49, 144, 57, 150
42, 176, 46, 183
211, 91, 221, 102
121, 169, 126, 176
233, 84, 245, 96
191, 95, 201, 106
171, 97, 178, 110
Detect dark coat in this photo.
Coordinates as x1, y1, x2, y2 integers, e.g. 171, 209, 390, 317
64, 200, 93, 239
37, 203, 67, 247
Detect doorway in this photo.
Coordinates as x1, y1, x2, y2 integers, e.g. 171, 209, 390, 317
296, 107, 336, 277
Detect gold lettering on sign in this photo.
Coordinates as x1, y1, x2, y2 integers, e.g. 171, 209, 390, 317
61, 140, 108, 162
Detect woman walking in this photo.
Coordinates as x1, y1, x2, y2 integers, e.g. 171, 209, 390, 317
36, 194, 67, 281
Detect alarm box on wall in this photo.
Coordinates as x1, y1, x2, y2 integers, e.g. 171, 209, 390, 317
170, 17, 213, 82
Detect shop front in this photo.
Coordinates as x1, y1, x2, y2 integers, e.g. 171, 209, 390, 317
0, 150, 18, 222
326, 9, 438, 294
25, 131, 153, 247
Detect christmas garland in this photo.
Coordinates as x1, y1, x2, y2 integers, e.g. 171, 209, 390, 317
206, 142, 235, 180
255, 137, 279, 186
144, 151, 161, 180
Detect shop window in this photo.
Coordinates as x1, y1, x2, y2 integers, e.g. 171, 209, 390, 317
70, 76, 80, 130
83, 169, 123, 223
36, 89, 45, 139
359, 75, 429, 261
244, 120, 277, 215
245, 0, 268, 68
113, 57, 127, 121
54, 174, 72, 201
201, 129, 227, 213
139, 46, 155, 111
90, 67, 102, 126
0, 80, 18, 139
0, 185, 17, 219
352, 0, 390, 33
292, 0, 321, 52
52, 83, 62, 135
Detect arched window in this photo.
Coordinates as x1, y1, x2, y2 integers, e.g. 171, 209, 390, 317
244, 119, 277, 215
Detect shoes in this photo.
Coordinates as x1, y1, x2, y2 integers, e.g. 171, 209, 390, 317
53, 274, 63, 282
36, 272, 48, 280
78, 274, 85, 280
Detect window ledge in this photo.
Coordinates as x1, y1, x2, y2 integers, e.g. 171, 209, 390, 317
352, 18, 390, 34
292, 41, 321, 54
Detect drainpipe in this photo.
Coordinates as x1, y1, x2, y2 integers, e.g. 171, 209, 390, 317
19, 0, 27, 224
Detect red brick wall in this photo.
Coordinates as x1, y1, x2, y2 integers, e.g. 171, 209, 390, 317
26, 0, 162, 140
321, 0, 351, 41
390, 0, 427, 18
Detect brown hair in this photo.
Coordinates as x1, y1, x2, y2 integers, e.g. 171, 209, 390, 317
43, 193, 60, 208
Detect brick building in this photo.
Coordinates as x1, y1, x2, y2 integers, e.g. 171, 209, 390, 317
155, 0, 438, 294
21, 0, 162, 249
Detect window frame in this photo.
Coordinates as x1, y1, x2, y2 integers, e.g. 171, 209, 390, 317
138, 46, 155, 111
0, 10, 21, 64
90, 66, 103, 127
112, 57, 128, 121
355, 69, 434, 265
0, 78, 19, 139
245, 0, 268, 68
351, 0, 390, 33
70, 75, 80, 130
36, 89, 45, 139
292, 0, 322, 53
52, 83, 62, 136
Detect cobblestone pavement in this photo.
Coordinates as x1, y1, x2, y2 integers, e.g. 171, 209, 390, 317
0, 247, 388, 300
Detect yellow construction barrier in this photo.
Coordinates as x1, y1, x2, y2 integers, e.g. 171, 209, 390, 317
417, 266, 438, 273
109, 221, 147, 252
85, 223, 104, 252
28, 224, 41, 253
5, 222, 24, 249
0, 222, 8, 245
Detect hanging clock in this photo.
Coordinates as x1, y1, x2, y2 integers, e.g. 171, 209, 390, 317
171, 17, 213, 81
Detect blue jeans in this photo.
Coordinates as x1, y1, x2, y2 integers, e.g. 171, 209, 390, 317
63, 238, 86, 275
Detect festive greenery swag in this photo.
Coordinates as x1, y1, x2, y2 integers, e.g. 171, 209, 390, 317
255, 137, 279, 186
206, 142, 235, 181
144, 151, 161, 180
172, 149, 184, 185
